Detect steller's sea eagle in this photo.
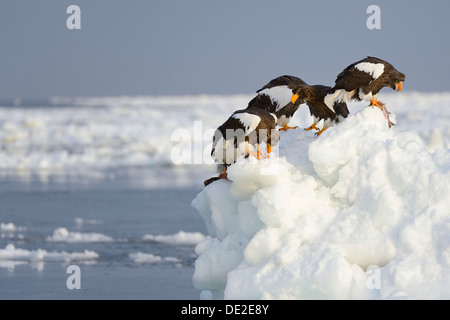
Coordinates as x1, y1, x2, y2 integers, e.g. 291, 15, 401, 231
291, 84, 349, 136
325, 56, 405, 128
247, 75, 307, 131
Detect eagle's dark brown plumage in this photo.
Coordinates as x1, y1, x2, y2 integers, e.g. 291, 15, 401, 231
291, 84, 349, 135
207, 107, 280, 185
332, 56, 405, 101
327, 56, 405, 128
247, 75, 307, 131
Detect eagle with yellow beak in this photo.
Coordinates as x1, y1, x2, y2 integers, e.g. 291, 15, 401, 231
322, 56, 405, 128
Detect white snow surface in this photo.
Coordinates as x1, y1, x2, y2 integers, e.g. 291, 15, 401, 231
191, 105, 450, 300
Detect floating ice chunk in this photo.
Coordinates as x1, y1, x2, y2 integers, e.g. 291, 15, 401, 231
46, 227, 113, 243
0, 222, 26, 232
142, 230, 206, 246
129, 252, 180, 264
0, 244, 98, 262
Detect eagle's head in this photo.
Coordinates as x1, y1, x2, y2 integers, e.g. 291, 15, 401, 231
390, 69, 406, 92
291, 85, 313, 104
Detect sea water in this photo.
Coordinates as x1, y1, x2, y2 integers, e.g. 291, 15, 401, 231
0, 169, 208, 300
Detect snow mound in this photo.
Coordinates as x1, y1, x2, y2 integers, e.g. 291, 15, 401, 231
191, 106, 450, 300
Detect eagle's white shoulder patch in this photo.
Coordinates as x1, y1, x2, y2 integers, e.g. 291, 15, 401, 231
232, 112, 261, 133
258, 85, 292, 112
354, 62, 385, 79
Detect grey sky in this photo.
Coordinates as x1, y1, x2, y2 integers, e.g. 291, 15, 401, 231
0, 0, 449, 100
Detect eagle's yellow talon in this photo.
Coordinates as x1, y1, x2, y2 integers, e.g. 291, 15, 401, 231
279, 124, 298, 131
250, 150, 261, 160
315, 127, 327, 136
370, 98, 383, 110
304, 123, 320, 132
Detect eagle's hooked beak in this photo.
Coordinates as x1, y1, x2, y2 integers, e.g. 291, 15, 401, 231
291, 94, 299, 104
395, 82, 403, 92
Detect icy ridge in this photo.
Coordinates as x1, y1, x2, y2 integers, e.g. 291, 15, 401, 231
192, 106, 450, 300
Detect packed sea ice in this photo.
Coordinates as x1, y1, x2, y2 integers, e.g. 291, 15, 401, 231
192, 105, 450, 300
0, 92, 448, 181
